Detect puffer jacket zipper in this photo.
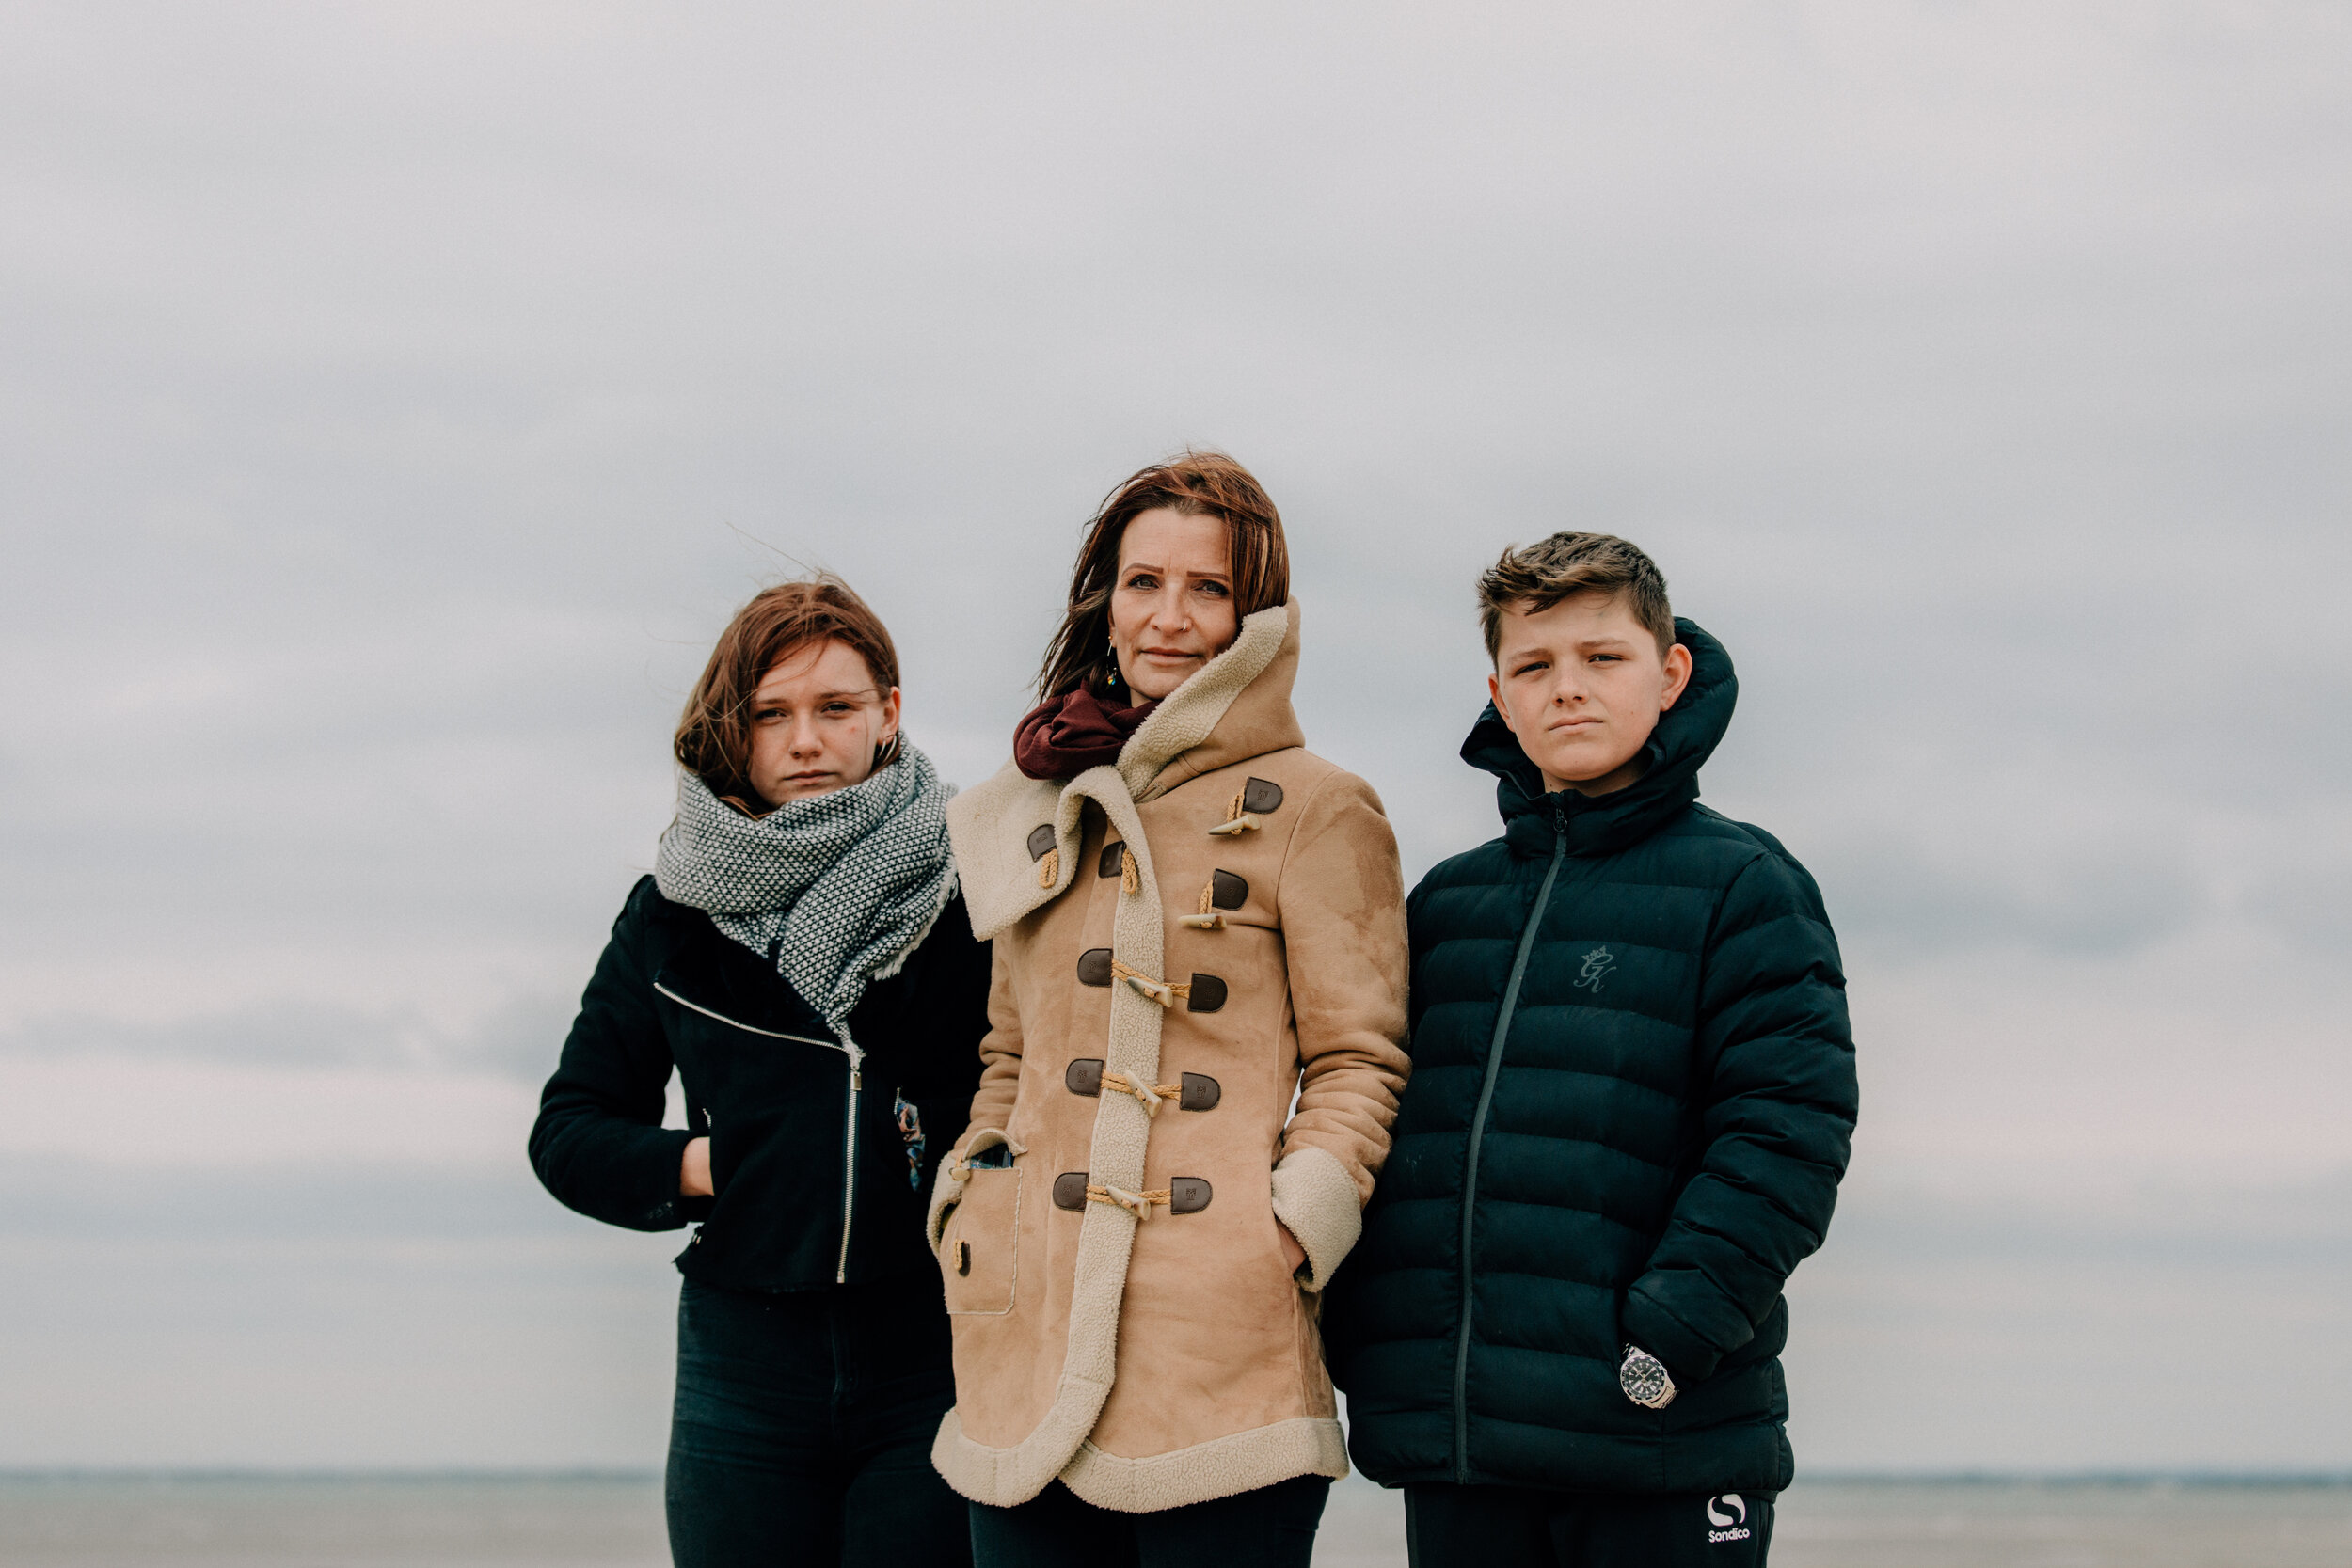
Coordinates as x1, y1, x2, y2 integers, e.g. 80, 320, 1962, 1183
1452, 821, 1566, 1483
650, 980, 866, 1282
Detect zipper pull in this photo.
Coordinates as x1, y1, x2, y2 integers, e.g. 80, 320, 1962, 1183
852, 1068, 863, 1091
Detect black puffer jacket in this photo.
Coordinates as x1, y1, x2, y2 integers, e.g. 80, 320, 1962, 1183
1325, 621, 1856, 1496
530, 875, 992, 1291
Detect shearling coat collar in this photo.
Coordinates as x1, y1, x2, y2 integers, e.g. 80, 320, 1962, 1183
952, 599, 1300, 942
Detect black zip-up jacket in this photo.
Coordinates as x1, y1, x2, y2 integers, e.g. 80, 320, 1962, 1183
529, 875, 992, 1291
1324, 620, 1857, 1497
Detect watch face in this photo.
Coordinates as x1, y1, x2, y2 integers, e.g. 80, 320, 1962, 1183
1621, 1352, 1669, 1406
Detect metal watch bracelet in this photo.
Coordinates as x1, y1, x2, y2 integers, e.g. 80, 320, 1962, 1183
1620, 1343, 1677, 1409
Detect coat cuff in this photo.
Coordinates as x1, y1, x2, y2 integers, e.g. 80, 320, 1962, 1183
1270, 1146, 1362, 1293
1618, 1287, 1724, 1386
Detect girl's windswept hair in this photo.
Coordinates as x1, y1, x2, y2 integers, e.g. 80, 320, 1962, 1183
675, 575, 901, 799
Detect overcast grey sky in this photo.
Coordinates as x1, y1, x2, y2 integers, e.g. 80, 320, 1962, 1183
3, 2, 2347, 1472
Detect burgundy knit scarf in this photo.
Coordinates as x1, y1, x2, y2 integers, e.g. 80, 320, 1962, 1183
1013, 688, 1160, 781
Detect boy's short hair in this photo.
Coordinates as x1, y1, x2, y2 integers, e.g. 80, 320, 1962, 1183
1476, 532, 1675, 662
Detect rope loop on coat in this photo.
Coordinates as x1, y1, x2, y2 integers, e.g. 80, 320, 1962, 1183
1109, 958, 1189, 1008
1120, 846, 1140, 895
1036, 847, 1059, 888
1087, 1181, 1173, 1220
1178, 878, 1224, 930
1100, 1069, 1182, 1117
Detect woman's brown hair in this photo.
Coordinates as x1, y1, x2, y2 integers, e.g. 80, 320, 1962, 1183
675, 576, 901, 800
1035, 450, 1292, 700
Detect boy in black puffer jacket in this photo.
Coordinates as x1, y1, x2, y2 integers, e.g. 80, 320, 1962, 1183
1324, 534, 1856, 1567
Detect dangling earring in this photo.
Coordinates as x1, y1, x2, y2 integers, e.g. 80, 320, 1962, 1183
1105, 638, 1120, 691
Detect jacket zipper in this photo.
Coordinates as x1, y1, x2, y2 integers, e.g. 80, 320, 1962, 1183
834, 1048, 863, 1283
649, 980, 866, 1283
1452, 824, 1566, 1484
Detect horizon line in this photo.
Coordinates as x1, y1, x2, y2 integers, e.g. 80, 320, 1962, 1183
2, 1467, 2348, 1488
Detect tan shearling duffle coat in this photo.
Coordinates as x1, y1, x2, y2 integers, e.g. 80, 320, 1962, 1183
929, 600, 1411, 1513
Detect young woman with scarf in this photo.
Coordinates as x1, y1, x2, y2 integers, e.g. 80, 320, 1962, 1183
531, 577, 989, 1568
929, 453, 1412, 1567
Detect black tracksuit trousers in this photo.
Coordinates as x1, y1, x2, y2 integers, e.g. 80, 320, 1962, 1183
1404, 1482, 1774, 1567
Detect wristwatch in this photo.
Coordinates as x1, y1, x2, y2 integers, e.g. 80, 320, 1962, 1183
1620, 1344, 1677, 1409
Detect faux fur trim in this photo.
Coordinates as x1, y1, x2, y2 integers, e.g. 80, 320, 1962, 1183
1270, 1145, 1363, 1294
944, 766, 1073, 942
1057, 1416, 1350, 1513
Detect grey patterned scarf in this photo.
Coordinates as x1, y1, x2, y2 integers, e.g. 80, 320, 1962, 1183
654, 743, 957, 1051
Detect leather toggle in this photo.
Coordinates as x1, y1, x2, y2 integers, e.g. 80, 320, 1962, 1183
1028, 823, 1059, 888
1180, 869, 1249, 928
1091, 839, 1139, 893
1209, 778, 1284, 836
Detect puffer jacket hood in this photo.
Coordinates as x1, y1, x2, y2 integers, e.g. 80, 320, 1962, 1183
1465, 616, 1739, 860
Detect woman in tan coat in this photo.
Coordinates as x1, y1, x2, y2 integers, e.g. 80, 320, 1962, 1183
929, 452, 1411, 1565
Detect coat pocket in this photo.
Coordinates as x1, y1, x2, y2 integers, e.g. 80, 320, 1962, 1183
940, 1165, 1022, 1316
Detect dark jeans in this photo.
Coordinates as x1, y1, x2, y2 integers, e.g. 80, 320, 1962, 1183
1405, 1483, 1774, 1567
969, 1474, 1329, 1568
665, 1277, 970, 1568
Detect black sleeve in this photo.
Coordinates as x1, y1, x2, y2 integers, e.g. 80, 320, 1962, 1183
903, 910, 995, 1145
944, 926, 996, 1078
1619, 849, 1858, 1383
871, 895, 995, 1096
527, 878, 706, 1232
